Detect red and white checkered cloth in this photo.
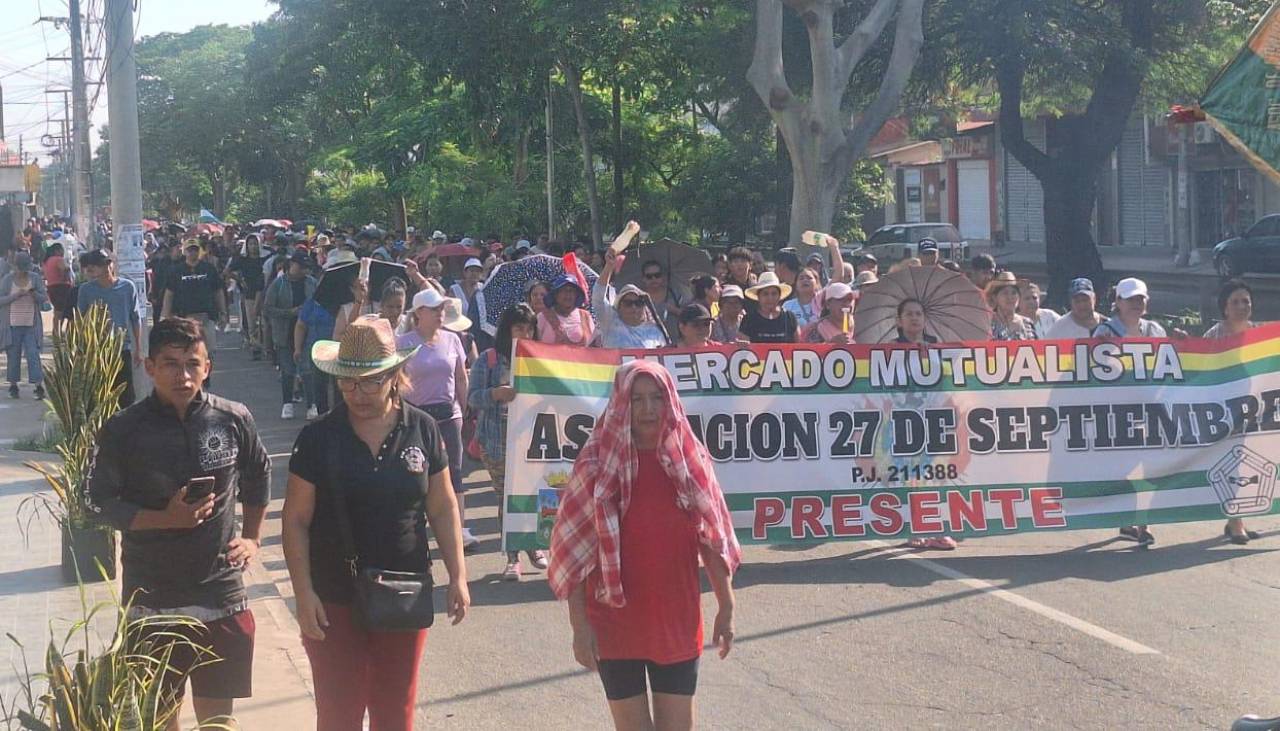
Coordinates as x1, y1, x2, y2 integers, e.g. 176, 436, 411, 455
548, 359, 741, 608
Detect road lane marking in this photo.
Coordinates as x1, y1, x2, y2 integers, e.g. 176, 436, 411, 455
872, 540, 1161, 655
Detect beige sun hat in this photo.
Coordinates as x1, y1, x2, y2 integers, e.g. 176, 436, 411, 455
311, 315, 420, 378
411, 288, 473, 332
744, 271, 793, 301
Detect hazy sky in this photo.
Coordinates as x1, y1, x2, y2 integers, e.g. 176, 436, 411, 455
1, 0, 275, 163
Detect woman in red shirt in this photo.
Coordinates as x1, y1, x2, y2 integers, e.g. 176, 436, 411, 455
550, 360, 740, 730
42, 242, 73, 337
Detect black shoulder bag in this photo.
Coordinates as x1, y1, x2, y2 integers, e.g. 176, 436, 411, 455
326, 429, 434, 632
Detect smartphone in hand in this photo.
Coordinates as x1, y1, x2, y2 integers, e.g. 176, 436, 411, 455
184, 476, 216, 504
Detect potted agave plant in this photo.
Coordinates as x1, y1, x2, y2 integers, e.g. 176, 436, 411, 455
0, 585, 231, 730
22, 304, 126, 583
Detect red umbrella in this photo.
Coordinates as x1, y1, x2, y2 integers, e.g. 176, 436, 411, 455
191, 223, 225, 236
432, 243, 476, 258
142, 219, 161, 232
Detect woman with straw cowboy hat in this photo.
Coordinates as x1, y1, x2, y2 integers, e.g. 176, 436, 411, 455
739, 271, 799, 343
283, 314, 470, 729
397, 289, 480, 551
985, 271, 1036, 341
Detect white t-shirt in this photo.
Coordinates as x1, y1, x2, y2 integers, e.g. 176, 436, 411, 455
1032, 308, 1060, 338
1045, 314, 1104, 340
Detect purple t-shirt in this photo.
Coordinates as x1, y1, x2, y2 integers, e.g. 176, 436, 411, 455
396, 330, 466, 419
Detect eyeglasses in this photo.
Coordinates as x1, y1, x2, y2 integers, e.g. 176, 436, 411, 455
643, 271, 665, 279
336, 374, 393, 394
619, 298, 646, 309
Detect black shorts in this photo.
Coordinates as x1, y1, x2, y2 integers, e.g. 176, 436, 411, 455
128, 610, 256, 700
597, 657, 699, 701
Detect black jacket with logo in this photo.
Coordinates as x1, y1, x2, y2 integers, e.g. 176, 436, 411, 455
88, 391, 271, 609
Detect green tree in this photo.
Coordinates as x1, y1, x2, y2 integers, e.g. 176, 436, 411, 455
135, 25, 255, 219
944, 0, 1265, 300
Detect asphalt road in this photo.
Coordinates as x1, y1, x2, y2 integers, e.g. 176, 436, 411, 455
188, 326, 1280, 731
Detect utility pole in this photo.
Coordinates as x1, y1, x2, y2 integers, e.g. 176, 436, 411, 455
105, 0, 147, 334
0, 84, 5, 140
68, 0, 94, 245
545, 71, 556, 240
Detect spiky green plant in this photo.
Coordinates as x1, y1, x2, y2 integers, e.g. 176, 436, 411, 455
22, 304, 125, 530
0, 569, 234, 731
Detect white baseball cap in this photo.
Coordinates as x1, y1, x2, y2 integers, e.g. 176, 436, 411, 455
720, 285, 745, 300
1115, 277, 1148, 300
464, 257, 483, 270
412, 288, 447, 310
431, 230, 446, 239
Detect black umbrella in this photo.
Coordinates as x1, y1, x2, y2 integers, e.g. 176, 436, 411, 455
313, 259, 408, 312
315, 262, 358, 312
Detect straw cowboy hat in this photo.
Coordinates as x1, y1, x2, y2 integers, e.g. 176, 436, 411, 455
411, 288, 473, 333
984, 270, 1020, 298
744, 271, 793, 301
311, 315, 420, 378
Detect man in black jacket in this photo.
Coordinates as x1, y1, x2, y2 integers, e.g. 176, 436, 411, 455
88, 317, 270, 730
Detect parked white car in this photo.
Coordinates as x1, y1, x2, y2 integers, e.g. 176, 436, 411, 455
863, 223, 970, 263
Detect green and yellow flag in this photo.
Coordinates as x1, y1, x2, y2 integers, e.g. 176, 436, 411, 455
1201, 2, 1280, 183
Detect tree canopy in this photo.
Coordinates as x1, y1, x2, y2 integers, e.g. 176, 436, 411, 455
110, 0, 1266, 252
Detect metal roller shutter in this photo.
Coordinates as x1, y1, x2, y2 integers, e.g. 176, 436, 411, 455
957, 160, 991, 240
1003, 121, 1045, 245
1117, 116, 1169, 247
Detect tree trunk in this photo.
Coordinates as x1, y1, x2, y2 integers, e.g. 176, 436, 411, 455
612, 79, 625, 231
514, 127, 531, 186
1041, 171, 1106, 308
562, 62, 603, 248
211, 176, 226, 220
786, 153, 841, 243
747, 0, 925, 249
397, 195, 409, 236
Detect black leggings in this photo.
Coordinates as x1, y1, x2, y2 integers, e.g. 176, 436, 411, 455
597, 657, 699, 701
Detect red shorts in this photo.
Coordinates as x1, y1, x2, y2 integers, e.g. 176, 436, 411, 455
129, 610, 256, 701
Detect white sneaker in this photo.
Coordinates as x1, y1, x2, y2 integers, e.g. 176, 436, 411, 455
281, 403, 295, 420
461, 528, 480, 552
306, 405, 319, 421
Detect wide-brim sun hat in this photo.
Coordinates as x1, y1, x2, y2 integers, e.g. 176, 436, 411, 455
324, 249, 359, 269
311, 314, 420, 379
744, 271, 793, 301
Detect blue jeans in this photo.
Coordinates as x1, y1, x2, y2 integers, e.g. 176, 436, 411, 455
6, 326, 43, 385
298, 355, 330, 414
275, 344, 297, 404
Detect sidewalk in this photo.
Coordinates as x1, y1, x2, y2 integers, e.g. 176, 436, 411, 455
0, 323, 316, 728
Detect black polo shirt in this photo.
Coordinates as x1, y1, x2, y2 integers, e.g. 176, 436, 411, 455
165, 260, 223, 316
87, 391, 272, 610
289, 403, 447, 605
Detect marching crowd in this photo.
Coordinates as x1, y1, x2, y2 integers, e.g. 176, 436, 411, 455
0, 217, 1267, 730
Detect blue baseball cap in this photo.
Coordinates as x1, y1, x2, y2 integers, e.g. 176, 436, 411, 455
1069, 278, 1095, 296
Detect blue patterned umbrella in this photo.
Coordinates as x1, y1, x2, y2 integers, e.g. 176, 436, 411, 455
476, 254, 599, 335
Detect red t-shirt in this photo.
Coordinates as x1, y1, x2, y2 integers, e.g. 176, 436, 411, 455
43, 255, 70, 286
587, 449, 703, 664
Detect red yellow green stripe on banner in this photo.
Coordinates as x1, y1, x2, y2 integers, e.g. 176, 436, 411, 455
512, 325, 1280, 398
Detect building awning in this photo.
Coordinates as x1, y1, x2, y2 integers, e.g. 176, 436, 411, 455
870, 140, 943, 166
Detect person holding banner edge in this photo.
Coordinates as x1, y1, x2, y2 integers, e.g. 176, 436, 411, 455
1204, 279, 1262, 545
550, 360, 740, 731
469, 303, 548, 580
